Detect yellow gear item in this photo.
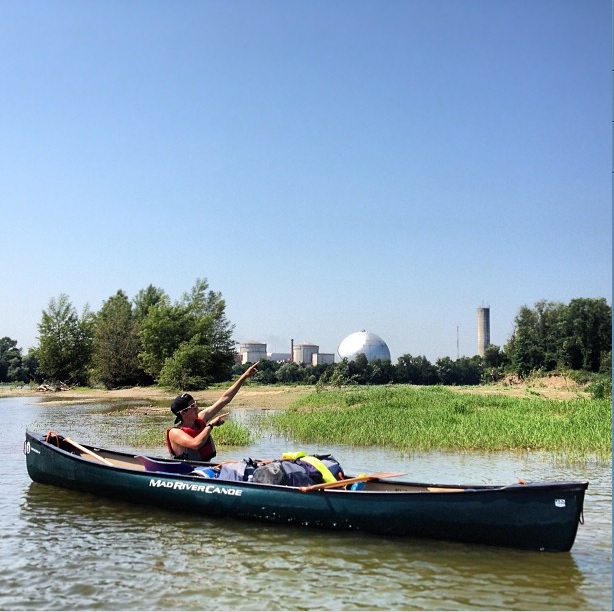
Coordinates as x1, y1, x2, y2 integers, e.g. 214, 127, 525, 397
300, 455, 338, 483
281, 451, 306, 460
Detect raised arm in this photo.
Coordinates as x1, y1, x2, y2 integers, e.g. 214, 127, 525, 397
198, 362, 259, 423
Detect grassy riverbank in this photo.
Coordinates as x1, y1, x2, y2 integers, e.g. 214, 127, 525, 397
6, 378, 610, 456
269, 386, 611, 458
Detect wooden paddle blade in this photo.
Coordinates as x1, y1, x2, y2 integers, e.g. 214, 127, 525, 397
64, 437, 114, 466
299, 471, 406, 492
368, 471, 407, 479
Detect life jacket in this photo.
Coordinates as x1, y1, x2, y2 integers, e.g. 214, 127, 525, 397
166, 418, 217, 461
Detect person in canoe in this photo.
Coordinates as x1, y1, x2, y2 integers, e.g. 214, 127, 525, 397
166, 362, 259, 461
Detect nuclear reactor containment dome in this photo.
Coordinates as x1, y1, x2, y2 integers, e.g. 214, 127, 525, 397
337, 331, 391, 362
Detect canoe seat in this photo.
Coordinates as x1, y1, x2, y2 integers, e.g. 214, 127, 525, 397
135, 455, 194, 474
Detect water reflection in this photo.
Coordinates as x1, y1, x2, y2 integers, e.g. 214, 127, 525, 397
16, 482, 591, 611
1, 397, 611, 610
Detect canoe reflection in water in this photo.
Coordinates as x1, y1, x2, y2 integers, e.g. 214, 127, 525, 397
24, 429, 588, 552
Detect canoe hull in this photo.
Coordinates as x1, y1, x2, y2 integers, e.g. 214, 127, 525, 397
24, 431, 587, 551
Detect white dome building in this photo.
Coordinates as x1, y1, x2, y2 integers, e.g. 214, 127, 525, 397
337, 330, 391, 362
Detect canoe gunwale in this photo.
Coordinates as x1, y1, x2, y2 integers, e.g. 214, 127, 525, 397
25, 429, 588, 494
23, 429, 589, 551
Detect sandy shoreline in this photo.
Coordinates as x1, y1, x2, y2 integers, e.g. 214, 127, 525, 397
0, 384, 312, 410
0, 375, 589, 411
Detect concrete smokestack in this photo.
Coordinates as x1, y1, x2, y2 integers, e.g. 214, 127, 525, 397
477, 307, 490, 357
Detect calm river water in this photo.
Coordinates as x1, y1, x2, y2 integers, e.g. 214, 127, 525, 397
1, 396, 611, 611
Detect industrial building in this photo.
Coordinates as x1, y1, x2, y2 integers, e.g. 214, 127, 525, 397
477, 307, 491, 356
238, 341, 267, 364
240, 310, 489, 365
238, 339, 334, 365
267, 352, 291, 362
337, 330, 391, 362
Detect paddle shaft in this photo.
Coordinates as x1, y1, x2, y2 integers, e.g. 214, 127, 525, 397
300, 471, 406, 492
64, 437, 114, 466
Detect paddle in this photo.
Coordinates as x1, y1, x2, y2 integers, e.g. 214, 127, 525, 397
299, 471, 406, 492
64, 437, 114, 466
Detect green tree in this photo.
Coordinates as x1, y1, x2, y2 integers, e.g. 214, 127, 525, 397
481, 345, 507, 382
435, 357, 455, 385
368, 359, 394, 385
505, 306, 544, 377
91, 290, 142, 389
21, 349, 40, 383
308, 362, 335, 384
482, 345, 505, 369
561, 298, 611, 372
348, 353, 370, 384
157, 341, 212, 390
185, 280, 236, 382
434, 356, 482, 385
326, 358, 359, 387
37, 294, 93, 385
251, 359, 279, 384
506, 298, 612, 377
319, 355, 394, 386
394, 354, 438, 385
139, 278, 235, 388
0, 337, 22, 382
138, 299, 187, 378
276, 361, 305, 383
599, 350, 612, 376
534, 301, 567, 370
453, 356, 483, 385
133, 285, 168, 322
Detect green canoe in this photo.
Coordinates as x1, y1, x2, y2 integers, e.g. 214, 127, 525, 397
24, 430, 588, 552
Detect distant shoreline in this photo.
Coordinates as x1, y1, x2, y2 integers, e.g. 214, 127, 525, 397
0, 375, 589, 410
0, 384, 312, 410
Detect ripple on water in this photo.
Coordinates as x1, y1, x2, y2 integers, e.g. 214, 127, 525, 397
1, 398, 611, 611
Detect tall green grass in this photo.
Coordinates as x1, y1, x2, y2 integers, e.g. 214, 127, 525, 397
121, 420, 254, 448
267, 386, 611, 457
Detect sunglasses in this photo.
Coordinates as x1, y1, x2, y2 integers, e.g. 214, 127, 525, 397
180, 402, 197, 414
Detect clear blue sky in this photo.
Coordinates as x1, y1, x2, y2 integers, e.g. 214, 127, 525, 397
1, 0, 611, 362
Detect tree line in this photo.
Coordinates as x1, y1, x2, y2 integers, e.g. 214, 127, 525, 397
0, 281, 611, 392
0, 279, 236, 390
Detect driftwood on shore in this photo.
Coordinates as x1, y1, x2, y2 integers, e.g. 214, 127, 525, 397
37, 382, 73, 393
